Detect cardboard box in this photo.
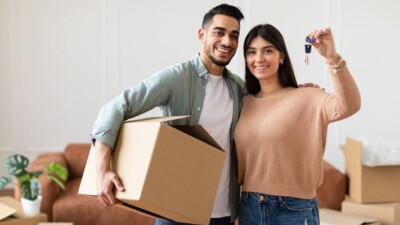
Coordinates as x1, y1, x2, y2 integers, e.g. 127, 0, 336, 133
344, 138, 400, 203
78, 116, 225, 225
0, 196, 47, 225
320, 208, 380, 225
342, 197, 400, 225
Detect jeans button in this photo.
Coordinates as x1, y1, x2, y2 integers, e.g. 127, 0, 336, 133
259, 195, 265, 201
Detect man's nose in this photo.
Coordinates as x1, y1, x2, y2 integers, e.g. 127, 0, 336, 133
221, 35, 233, 47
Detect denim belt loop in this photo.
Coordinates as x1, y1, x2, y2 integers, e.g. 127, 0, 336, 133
278, 196, 283, 202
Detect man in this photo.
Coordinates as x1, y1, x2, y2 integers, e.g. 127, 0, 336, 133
92, 4, 245, 225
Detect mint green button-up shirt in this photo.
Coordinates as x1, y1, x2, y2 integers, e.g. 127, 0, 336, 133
91, 54, 246, 221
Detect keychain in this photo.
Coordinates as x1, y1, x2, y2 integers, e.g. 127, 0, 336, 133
304, 37, 315, 65
304, 43, 312, 65
304, 31, 326, 65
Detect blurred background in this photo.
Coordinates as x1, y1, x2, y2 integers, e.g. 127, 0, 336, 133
1, 0, 399, 176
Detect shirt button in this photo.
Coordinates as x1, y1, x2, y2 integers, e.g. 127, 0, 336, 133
197, 107, 201, 111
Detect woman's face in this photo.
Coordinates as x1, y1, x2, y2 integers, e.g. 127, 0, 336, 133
245, 36, 283, 81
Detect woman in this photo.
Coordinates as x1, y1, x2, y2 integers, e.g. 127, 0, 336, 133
234, 24, 361, 224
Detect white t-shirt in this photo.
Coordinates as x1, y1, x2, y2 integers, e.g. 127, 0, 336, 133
198, 73, 233, 218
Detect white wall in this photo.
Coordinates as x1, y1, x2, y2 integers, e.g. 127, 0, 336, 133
1, 0, 399, 177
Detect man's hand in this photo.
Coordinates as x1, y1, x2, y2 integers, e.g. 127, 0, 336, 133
94, 141, 125, 206
299, 83, 325, 91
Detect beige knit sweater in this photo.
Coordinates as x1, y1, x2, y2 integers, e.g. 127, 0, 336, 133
234, 64, 361, 199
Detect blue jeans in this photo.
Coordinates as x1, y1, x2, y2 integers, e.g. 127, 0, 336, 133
155, 216, 233, 225
239, 192, 319, 225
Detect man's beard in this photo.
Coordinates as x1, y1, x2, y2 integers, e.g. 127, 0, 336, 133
208, 55, 232, 67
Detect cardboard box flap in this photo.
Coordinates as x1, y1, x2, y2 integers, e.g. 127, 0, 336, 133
344, 138, 363, 166
320, 208, 380, 225
124, 115, 190, 123
172, 125, 222, 151
0, 202, 16, 221
345, 138, 400, 168
0, 196, 24, 219
117, 201, 169, 220
78, 145, 97, 196
115, 201, 204, 224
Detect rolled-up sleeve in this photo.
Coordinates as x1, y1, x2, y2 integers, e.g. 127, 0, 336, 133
91, 67, 176, 149
90, 101, 126, 148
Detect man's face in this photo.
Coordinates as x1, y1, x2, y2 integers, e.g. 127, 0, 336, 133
199, 15, 240, 67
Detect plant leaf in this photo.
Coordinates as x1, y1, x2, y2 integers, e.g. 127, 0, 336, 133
31, 178, 40, 198
0, 176, 12, 191
3, 154, 29, 176
30, 171, 43, 178
47, 174, 65, 191
20, 179, 39, 201
46, 163, 68, 181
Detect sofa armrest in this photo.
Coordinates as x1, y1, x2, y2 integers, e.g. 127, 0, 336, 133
64, 143, 91, 179
15, 152, 67, 220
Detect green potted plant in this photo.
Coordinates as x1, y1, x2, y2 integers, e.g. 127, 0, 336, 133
0, 154, 68, 216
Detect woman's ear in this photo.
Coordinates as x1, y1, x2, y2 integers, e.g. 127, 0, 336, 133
280, 53, 285, 64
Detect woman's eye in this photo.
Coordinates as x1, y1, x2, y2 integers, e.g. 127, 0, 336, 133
265, 49, 273, 54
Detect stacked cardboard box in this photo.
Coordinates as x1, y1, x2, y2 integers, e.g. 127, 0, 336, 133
342, 198, 400, 225
320, 208, 380, 225
344, 138, 400, 203
341, 138, 400, 225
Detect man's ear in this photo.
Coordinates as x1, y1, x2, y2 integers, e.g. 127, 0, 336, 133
198, 28, 205, 43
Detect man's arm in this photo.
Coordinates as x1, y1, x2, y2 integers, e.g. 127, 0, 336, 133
299, 83, 324, 91
91, 68, 179, 206
94, 140, 125, 206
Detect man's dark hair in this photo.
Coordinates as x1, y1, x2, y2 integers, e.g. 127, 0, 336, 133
202, 4, 244, 28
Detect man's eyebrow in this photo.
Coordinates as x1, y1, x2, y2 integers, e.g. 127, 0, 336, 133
213, 26, 227, 32
213, 26, 240, 35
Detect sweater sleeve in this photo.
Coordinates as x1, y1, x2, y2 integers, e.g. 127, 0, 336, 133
323, 61, 361, 122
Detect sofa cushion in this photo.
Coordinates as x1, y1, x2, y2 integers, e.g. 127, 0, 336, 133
53, 178, 154, 225
64, 143, 91, 179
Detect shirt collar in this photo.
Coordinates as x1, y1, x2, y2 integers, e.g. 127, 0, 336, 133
192, 53, 232, 79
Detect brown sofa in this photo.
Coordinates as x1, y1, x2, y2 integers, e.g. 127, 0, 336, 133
16, 143, 346, 225
16, 143, 154, 225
